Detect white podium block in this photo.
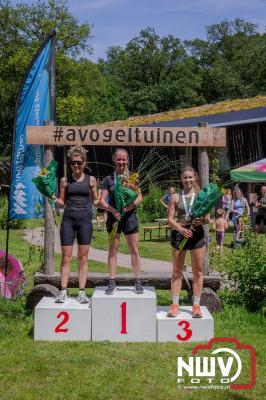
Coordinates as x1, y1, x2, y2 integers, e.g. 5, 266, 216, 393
157, 306, 214, 342
34, 297, 91, 341
92, 286, 157, 342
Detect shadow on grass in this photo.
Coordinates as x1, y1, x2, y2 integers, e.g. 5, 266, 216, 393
28, 324, 34, 339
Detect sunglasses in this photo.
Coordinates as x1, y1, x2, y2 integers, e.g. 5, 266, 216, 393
69, 161, 83, 166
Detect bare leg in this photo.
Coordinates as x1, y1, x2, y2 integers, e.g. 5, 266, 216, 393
125, 232, 141, 278
77, 244, 89, 289
60, 245, 73, 288
171, 248, 186, 296
190, 247, 205, 297
108, 234, 120, 278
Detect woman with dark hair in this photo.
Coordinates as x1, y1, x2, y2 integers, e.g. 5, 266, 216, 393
167, 166, 211, 318
100, 148, 143, 295
52, 145, 99, 304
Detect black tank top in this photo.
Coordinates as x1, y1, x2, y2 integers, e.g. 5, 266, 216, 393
65, 174, 92, 212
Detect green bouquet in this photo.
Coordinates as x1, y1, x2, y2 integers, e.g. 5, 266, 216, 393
179, 183, 223, 250
108, 174, 139, 243
32, 160, 58, 199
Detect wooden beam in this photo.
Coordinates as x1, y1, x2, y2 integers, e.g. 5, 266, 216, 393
198, 122, 210, 276
26, 125, 226, 147
34, 272, 221, 291
43, 120, 55, 275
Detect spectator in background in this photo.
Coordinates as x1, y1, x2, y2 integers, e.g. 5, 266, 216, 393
254, 185, 266, 237
213, 208, 228, 253
160, 186, 176, 210
231, 187, 250, 233
96, 180, 108, 232
221, 188, 232, 221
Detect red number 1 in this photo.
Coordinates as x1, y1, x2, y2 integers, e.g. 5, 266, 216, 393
120, 302, 127, 334
55, 311, 69, 333
176, 320, 192, 341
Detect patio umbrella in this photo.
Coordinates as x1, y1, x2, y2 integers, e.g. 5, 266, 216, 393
230, 158, 266, 182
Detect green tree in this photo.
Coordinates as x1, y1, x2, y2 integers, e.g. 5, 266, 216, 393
101, 28, 202, 116
186, 19, 266, 102
0, 0, 92, 154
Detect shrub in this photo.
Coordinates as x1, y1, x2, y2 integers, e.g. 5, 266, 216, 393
0, 195, 26, 229
212, 227, 266, 312
138, 187, 165, 223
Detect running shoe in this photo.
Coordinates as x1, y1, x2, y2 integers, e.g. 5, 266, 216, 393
105, 279, 116, 295
134, 279, 144, 294
77, 290, 90, 304
192, 304, 202, 318
55, 289, 68, 303
167, 304, 180, 318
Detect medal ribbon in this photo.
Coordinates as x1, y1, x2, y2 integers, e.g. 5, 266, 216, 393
182, 191, 195, 221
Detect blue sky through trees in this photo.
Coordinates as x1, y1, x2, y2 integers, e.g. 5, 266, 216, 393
9, 0, 266, 61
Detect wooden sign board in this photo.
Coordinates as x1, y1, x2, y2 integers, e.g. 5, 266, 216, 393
26, 125, 226, 147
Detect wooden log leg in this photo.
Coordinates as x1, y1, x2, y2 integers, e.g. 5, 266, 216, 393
199, 287, 222, 313
26, 283, 59, 310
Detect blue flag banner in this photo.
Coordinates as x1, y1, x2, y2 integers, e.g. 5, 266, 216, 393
9, 32, 56, 220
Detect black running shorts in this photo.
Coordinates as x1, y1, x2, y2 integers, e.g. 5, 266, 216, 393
60, 210, 93, 246
106, 210, 138, 235
171, 225, 205, 251
255, 214, 266, 226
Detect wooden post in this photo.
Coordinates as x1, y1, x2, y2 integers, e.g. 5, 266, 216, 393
44, 120, 55, 275
198, 122, 209, 276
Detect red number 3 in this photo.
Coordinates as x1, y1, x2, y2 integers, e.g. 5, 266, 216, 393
176, 320, 192, 341
55, 311, 69, 333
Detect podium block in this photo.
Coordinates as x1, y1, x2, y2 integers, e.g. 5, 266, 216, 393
34, 297, 91, 341
92, 286, 157, 342
157, 306, 214, 342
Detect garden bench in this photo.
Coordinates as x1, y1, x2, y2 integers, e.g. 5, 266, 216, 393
143, 226, 161, 241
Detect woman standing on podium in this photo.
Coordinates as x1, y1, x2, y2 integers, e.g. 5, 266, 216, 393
167, 166, 211, 318
100, 148, 144, 295
52, 145, 99, 304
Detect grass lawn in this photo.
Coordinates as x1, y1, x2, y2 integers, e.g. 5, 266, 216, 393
0, 227, 265, 399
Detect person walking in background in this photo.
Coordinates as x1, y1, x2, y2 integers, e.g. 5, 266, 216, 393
160, 186, 176, 210
221, 188, 232, 221
96, 180, 108, 231
254, 185, 266, 237
167, 166, 211, 319
100, 148, 144, 295
231, 186, 250, 233
52, 145, 99, 304
213, 208, 228, 253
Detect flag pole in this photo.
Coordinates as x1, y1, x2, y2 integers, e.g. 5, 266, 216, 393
4, 31, 56, 298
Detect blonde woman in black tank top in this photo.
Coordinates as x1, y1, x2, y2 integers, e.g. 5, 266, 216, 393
167, 166, 211, 318
52, 146, 99, 304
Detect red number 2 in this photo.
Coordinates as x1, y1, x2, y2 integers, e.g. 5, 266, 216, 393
55, 311, 69, 333
176, 320, 192, 341
120, 302, 127, 334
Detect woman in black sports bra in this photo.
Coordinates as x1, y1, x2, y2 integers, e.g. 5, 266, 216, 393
167, 166, 211, 319
100, 148, 144, 295
52, 145, 98, 304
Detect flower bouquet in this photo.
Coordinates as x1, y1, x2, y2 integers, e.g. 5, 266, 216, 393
32, 160, 58, 225
32, 160, 58, 199
179, 183, 224, 250
108, 172, 140, 243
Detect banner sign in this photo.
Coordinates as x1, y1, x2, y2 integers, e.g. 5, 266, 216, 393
9, 32, 56, 220
26, 126, 226, 147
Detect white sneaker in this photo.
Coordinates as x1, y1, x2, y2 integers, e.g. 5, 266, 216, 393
55, 289, 68, 303
77, 290, 90, 304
